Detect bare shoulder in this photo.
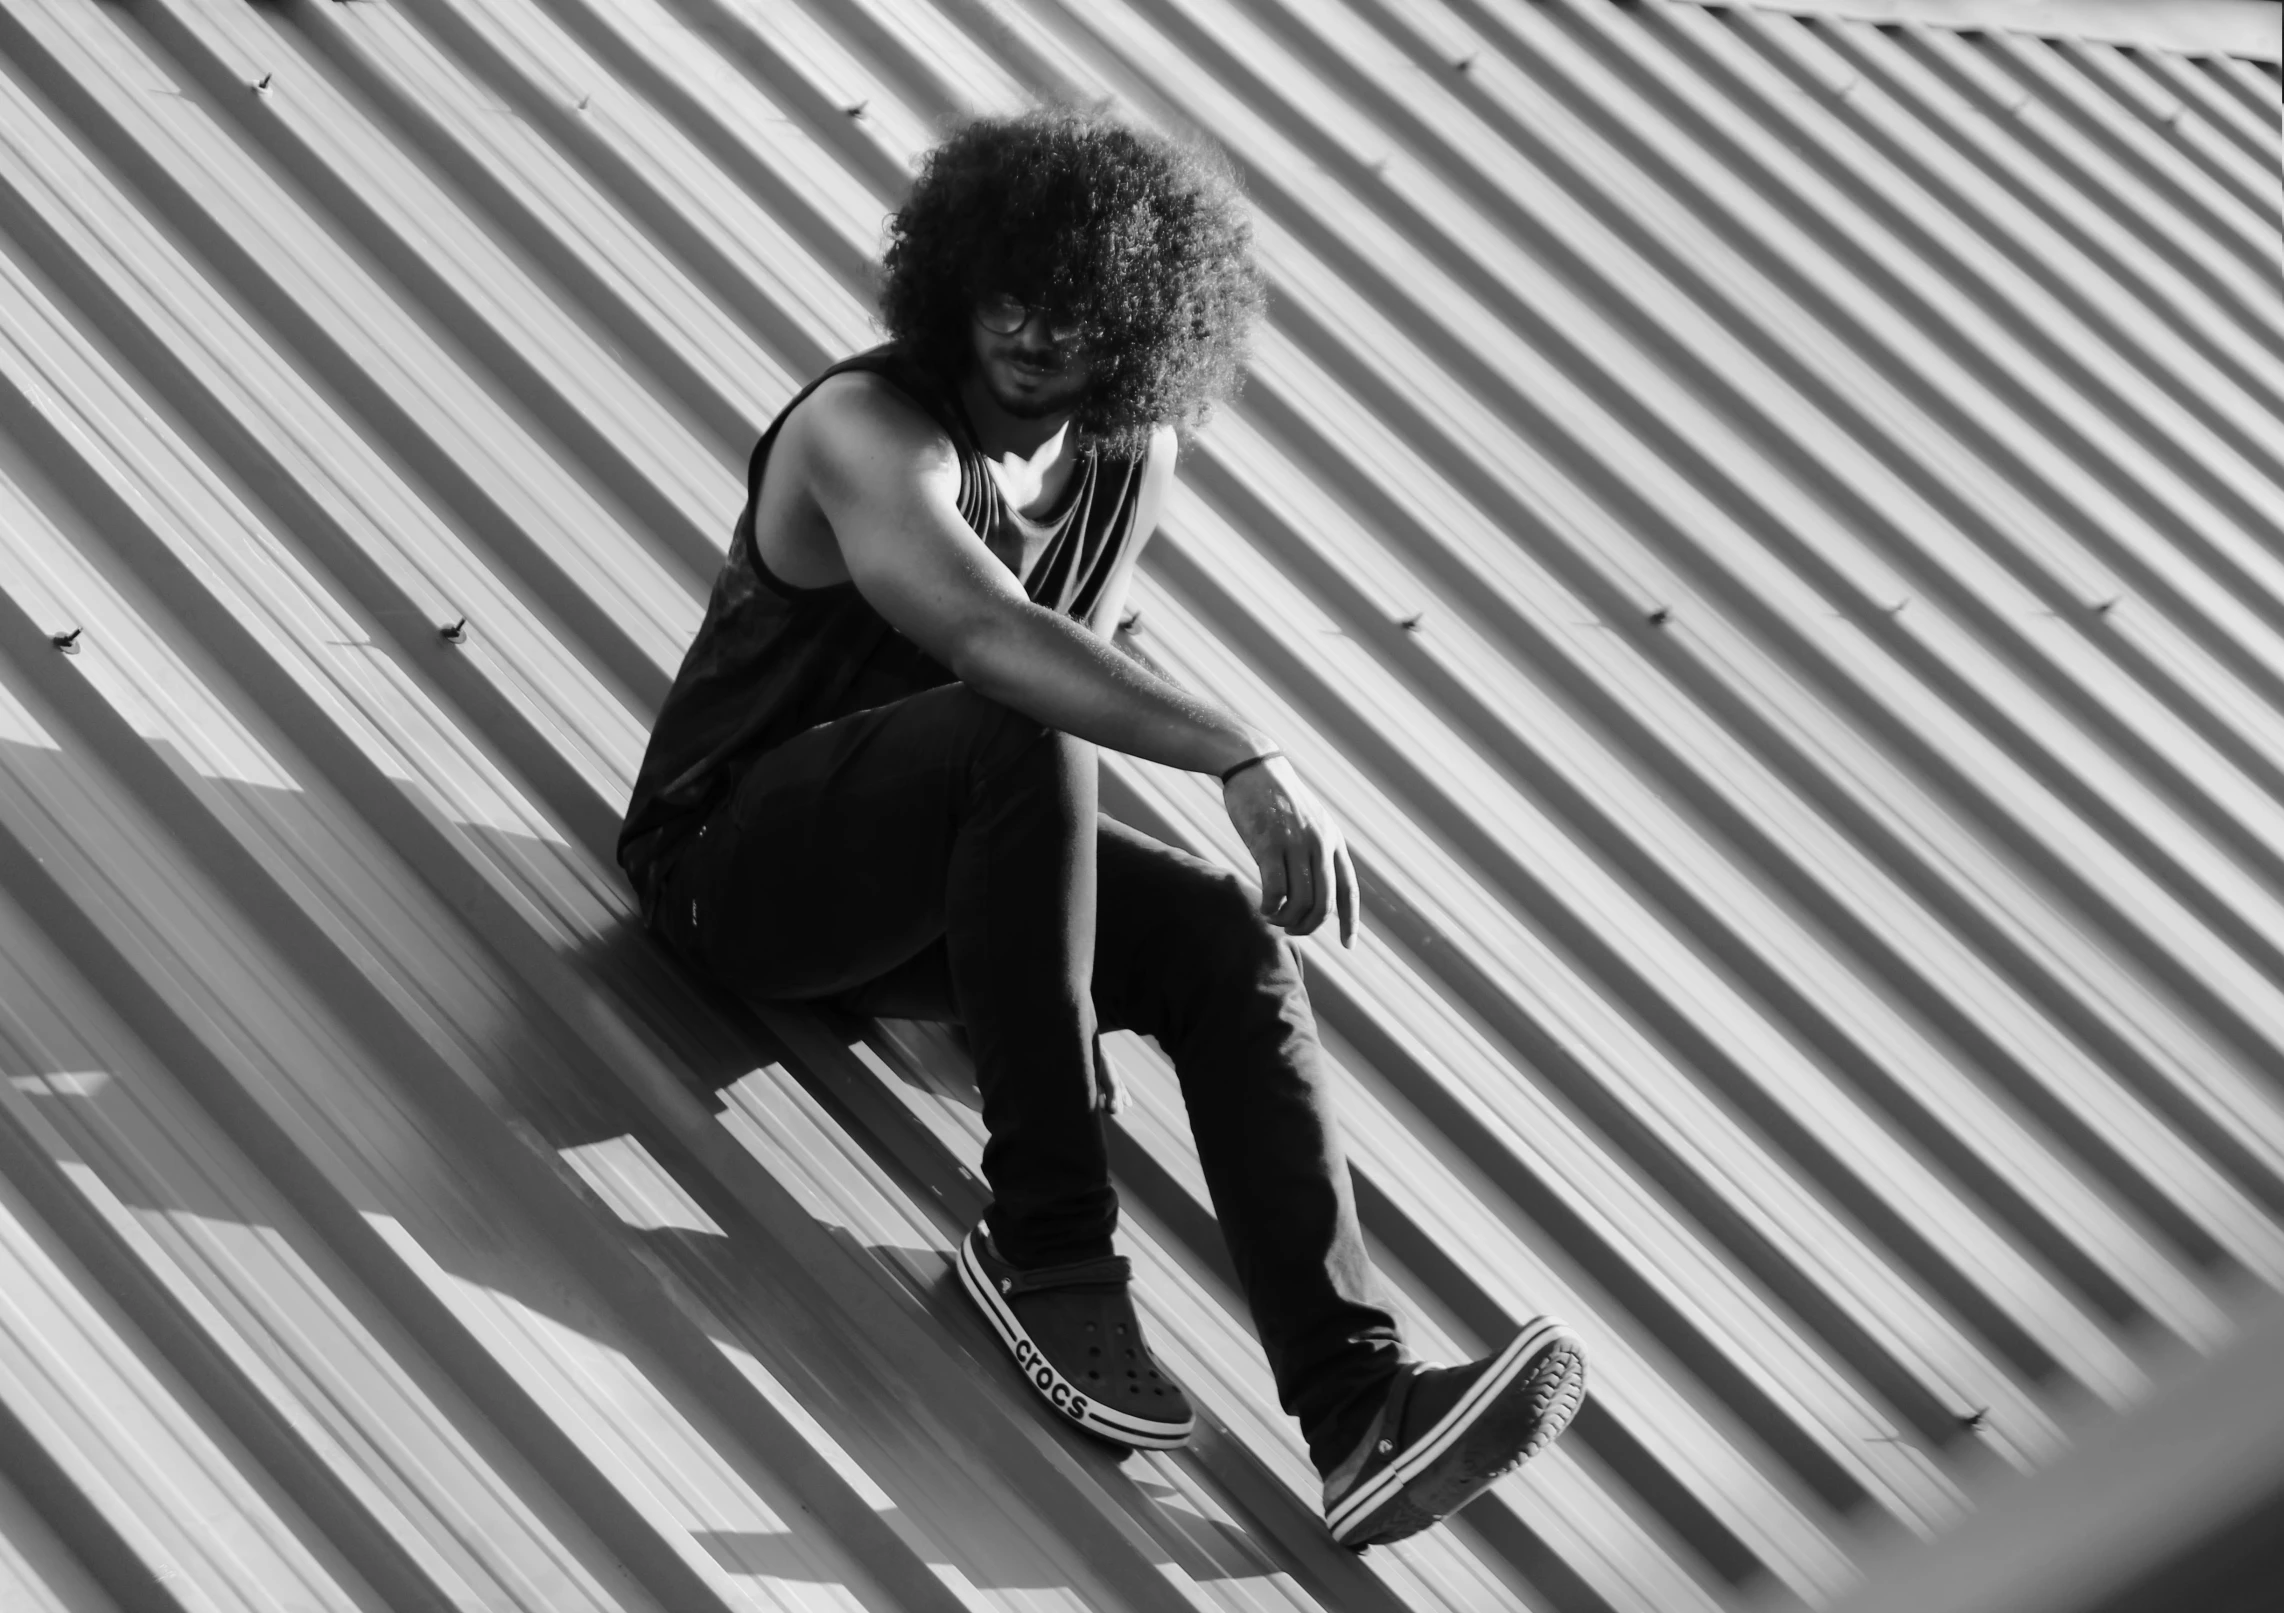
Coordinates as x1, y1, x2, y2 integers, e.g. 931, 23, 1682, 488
788, 369, 961, 497
1130, 423, 1182, 523
1140, 424, 1181, 485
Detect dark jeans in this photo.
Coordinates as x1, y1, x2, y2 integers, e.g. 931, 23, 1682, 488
648, 680, 1404, 1469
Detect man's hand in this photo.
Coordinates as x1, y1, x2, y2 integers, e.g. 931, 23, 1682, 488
1092, 1036, 1128, 1116
1222, 756, 1360, 947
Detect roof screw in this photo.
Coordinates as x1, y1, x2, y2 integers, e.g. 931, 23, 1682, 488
1882, 597, 1908, 615
51, 627, 83, 654
1960, 1406, 1990, 1432
439, 616, 468, 644
1646, 605, 1672, 627
844, 99, 869, 120
1397, 610, 1424, 631
253, 72, 274, 94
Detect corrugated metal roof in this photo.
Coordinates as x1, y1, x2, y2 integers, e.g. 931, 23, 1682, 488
1662, 2, 2281, 62
0, 0, 2277, 1607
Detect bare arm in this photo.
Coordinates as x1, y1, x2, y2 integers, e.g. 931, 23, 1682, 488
797, 378, 1357, 945
803, 383, 1264, 773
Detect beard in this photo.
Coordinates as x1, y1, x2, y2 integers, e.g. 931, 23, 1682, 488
992, 385, 1085, 420
981, 350, 1092, 420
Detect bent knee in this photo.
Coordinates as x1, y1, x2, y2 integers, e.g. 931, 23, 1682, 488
943, 684, 1090, 788
1190, 868, 1300, 980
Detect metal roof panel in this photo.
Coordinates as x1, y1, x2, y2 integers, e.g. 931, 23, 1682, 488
2, 0, 2279, 1606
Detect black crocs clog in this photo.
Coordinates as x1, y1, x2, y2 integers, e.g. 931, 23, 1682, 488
957, 1224, 1196, 1449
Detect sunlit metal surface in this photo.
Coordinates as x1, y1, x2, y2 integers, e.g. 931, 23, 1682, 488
0, 0, 2277, 1607
1658, 1, 2281, 62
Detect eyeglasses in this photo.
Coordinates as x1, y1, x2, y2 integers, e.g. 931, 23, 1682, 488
974, 292, 1085, 345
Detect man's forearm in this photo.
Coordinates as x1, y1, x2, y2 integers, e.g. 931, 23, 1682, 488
953, 602, 1272, 776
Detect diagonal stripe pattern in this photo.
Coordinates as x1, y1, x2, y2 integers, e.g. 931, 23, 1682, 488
0, 0, 2276, 1609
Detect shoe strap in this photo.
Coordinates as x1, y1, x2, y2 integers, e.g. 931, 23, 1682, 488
1321, 1362, 1420, 1498
1385, 1362, 1426, 1447
1000, 1252, 1133, 1296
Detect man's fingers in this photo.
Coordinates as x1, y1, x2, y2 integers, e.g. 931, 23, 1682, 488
1093, 1039, 1127, 1116
1229, 765, 1354, 939
1307, 831, 1336, 934
1258, 849, 1289, 918
1274, 845, 1306, 926
1271, 838, 1331, 934
1334, 838, 1361, 947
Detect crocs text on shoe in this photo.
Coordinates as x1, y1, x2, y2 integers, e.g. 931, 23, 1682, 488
958, 1225, 1196, 1450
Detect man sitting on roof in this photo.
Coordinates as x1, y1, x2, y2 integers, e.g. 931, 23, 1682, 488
616, 108, 1584, 1548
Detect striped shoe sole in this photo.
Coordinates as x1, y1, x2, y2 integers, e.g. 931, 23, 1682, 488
1328, 1318, 1585, 1547
955, 1229, 1195, 1450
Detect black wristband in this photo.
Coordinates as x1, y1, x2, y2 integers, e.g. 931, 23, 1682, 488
1217, 749, 1283, 784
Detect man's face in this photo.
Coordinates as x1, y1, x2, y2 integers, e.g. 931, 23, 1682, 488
969, 293, 1096, 421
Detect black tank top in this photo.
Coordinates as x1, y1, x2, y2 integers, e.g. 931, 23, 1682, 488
617, 344, 1151, 917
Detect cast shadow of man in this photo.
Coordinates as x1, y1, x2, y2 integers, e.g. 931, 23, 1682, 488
545, 911, 1297, 1584
567, 898, 1230, 1291
566, 903, 977, 1125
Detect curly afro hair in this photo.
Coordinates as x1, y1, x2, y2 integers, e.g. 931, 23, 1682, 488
879, 109, 1267, 459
